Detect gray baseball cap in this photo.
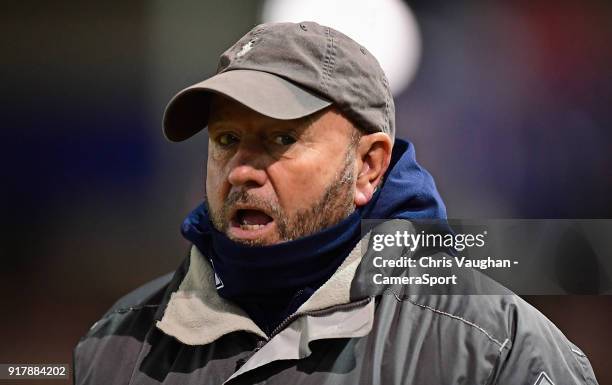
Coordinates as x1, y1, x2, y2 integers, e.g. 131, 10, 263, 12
163, 21, 395, 142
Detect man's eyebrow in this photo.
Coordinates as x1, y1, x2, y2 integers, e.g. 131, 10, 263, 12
266, 117, 314, 132
275, 119, 314, 139
299, 109, 323, 127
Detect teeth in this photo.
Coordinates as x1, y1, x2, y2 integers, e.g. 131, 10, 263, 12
239, 223, 265, 230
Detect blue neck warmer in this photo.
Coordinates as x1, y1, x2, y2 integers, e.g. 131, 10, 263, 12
181, 139, 446, 335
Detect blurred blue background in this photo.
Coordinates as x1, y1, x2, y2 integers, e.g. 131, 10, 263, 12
1, 1, 611, 383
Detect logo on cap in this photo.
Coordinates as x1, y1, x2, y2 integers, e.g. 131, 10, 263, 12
236, 39, 257, 58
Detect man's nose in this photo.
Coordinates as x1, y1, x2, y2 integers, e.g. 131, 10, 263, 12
227, 144, 268, 187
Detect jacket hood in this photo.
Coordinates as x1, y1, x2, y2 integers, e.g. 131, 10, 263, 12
361, 138, 446, 221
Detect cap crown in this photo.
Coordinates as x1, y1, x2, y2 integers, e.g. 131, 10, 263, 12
217, 21, 395, 138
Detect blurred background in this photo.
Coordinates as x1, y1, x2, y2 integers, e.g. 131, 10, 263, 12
1, 1, 611, 383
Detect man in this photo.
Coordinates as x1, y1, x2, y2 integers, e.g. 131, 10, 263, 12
73, 21, 599, 384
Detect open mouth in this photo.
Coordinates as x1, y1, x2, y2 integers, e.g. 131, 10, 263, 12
230, 209, 274, 233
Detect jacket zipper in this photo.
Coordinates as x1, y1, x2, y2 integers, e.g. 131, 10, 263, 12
235, 297, 373, 371
255, 296, 372, 352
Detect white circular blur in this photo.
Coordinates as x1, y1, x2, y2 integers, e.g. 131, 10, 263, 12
261, 0, 421, 95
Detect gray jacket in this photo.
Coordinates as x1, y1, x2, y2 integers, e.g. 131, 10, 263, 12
74, 223, 599, 385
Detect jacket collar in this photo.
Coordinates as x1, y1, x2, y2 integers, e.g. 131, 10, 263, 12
155, 231, 372, 346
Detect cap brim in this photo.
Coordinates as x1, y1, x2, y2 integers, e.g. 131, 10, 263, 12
162, 69, 332, 142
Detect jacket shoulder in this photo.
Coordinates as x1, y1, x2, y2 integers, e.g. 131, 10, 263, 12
492, 295, 599, 384
101, 271, 175, 319
73, 272, 177, 384
386, 292, 598, 384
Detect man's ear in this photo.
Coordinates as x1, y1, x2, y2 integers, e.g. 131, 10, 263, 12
354, 132, 392, 207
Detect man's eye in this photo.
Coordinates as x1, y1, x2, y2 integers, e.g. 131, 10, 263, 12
217, 133, 239, 146
273, 134, 296, 146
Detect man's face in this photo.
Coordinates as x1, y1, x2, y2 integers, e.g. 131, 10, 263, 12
206, 95, 360, 246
